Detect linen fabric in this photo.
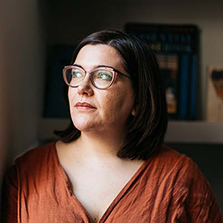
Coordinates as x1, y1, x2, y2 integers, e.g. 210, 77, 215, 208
2, 142, 223, 223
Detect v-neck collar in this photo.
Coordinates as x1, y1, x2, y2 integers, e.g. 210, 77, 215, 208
52, 141, 151, 223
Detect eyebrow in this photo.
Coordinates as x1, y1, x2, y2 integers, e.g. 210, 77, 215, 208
73, 64, 116, 70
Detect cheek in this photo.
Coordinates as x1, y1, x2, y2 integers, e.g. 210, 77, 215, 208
68, 88, 79, 117
103, 94, 123, 111
101, 92, 134, 118
68, 88, 75, 106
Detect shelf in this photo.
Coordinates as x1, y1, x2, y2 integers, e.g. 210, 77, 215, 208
38, 119, 223, 144
165, 121, 223, 144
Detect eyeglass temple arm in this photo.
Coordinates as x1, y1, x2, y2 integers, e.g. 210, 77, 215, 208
114, 69, 132, 79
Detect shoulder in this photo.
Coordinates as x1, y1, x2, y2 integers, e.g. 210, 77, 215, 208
151, 145, 197, 175
146, 145, 210, 200
12, 141, 61, 195
15, 141, 56, 168
14, 141, 59, 182
148, 145, 223, 222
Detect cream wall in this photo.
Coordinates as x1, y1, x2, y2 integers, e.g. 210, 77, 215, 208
0, 0, 46, 181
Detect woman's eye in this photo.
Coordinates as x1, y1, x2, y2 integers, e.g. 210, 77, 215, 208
72, 70, 83, 78
96, 72, 112, 81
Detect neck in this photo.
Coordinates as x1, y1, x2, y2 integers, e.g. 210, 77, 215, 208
73, 129, 126, 159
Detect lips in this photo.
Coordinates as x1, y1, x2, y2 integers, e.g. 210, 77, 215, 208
75, 102, 96, 109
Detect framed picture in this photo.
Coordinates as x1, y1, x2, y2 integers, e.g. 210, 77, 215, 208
207, 67, 223, 122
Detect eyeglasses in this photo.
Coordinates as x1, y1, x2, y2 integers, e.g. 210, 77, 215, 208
63, 65, 131, 90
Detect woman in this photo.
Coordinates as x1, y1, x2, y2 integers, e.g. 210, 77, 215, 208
2, 29, 223, 223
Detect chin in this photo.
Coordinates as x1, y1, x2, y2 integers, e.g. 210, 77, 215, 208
71, 117, 95, 132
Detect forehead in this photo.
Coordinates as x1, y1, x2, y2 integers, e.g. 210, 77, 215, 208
74, 44, 124, 69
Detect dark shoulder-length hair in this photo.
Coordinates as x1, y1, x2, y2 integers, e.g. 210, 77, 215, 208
55, 29, 168, 160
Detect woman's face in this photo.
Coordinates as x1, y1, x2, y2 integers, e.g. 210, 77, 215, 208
68, 44, 135, 135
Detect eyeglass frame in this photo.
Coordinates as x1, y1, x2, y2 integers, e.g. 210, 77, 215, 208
63, 65, 131, 90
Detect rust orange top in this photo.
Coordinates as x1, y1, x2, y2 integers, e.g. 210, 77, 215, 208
2, 142, 223, 223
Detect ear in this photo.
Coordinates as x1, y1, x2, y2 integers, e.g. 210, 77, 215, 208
131, 106, 137, 116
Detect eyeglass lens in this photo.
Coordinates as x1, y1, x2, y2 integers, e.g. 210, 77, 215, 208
64, 67, 114, 89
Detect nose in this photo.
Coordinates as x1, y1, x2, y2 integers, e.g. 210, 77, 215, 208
77, 74, 94, 96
